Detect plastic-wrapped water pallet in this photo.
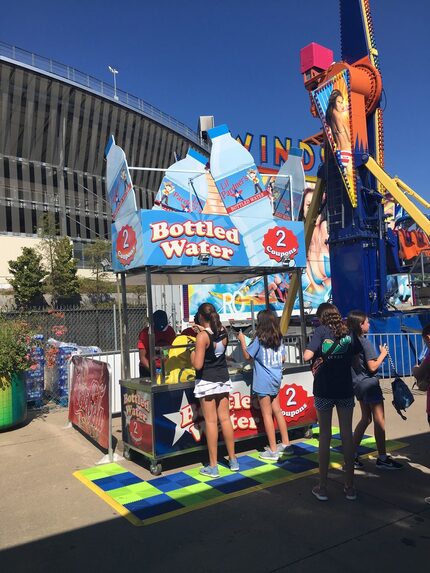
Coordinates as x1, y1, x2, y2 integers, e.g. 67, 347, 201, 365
25, 335, 44, 406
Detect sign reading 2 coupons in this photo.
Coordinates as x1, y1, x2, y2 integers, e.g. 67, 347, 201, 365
111, 210, 306, 270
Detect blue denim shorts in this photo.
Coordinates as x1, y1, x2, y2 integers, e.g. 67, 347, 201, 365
253, 392, 277, 398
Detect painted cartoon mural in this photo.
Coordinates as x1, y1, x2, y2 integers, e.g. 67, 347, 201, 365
187, 179, 332, 320
312, 70, 357, 206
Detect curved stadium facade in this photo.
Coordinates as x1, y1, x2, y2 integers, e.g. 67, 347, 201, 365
0, 41, 209, 280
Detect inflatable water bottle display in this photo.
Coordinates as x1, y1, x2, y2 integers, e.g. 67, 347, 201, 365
208, 124, 274, 266
105, 136, 145, 269
105, 136, 137, 221
208, 124, 272, 217
154, 148, 208, 213
272, 147, 305, 221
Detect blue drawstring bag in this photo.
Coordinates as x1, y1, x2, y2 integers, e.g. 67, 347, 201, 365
388, 352, 414, 420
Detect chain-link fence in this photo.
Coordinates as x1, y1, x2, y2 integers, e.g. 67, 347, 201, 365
2, 304, 147, 410
1, 305, 147, 352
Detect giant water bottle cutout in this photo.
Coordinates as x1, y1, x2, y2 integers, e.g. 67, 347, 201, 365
153, 148, 208, 213
208, 124, 273, 266
105, 136, 137, 221
272, 147, 305, 221
105, 136, 145, 269
203, 172, 227, 215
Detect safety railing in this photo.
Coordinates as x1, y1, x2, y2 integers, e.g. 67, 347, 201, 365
78, 350, 140, 414
0, 41, 208, 149
367, 332, 423, 378
80, 335, 307, 414
76, 332, 422, 415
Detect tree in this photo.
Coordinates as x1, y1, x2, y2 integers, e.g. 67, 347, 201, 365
8, 247, 46, 309
86, 240, 111, 284
37, 212, 59, 295
51, 237, 81, 307
84, 239, 113, 306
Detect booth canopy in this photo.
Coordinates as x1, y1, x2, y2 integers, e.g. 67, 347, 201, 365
123, 265, 297, 286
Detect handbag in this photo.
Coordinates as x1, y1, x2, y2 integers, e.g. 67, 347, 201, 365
387, 351, 415, 420
311, 339, 339, 378
415, 372, 430, 392
413, 359, 430, 392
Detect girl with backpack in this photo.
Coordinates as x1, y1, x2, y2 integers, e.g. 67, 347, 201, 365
347, 310, 403, 470
237, 310, 293, 461
413, 323, 430, 505
304, 303, 361, 501
191, 303, 239, 477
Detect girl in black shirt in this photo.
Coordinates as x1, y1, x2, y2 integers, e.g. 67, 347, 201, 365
191, 303, 238, 477
304, 303, 360, 501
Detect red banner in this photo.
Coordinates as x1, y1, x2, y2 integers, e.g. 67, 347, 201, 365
69, 356, 110, 450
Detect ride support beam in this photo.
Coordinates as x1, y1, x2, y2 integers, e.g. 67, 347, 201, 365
394, 177, 430, 210
280, 177, 325, 334
363, 155, 430, 236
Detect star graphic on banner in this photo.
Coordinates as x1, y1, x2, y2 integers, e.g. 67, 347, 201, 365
164, 392, 201, 446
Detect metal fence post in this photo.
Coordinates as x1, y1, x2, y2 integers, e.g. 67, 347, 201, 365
96, 362, 123, 464
121, 273, 130, 380
296, 269, 307, 365
113, 303, 118, 351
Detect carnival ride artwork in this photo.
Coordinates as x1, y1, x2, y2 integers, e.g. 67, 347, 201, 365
280, 0, 430, 333
107, 0, 427, 333
106, 129, 307, 277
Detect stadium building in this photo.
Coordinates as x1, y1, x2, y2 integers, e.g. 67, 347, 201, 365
0, 41, 209, 283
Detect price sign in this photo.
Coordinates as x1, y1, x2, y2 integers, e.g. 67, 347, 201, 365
116, 224, 137, 266
263, 226, 299, 264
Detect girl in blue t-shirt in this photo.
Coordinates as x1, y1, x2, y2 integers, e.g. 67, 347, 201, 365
347, 310, 402, 471
238, 310, 293, 461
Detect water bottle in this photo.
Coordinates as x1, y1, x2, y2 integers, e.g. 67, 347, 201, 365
208, 124, 273, 266
208, 124, 272, 218
153, 148, 208, 213
272, 147, 305, 221
105, 136, 137, 221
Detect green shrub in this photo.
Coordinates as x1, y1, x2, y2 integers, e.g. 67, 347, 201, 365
0, 319, 34, 378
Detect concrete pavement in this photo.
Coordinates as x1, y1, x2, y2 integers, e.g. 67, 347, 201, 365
0, 383, 429, 573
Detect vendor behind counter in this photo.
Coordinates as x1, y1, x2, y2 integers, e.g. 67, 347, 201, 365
138, 310, 176, 378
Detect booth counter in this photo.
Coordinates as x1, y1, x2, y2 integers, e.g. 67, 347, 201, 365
106, 135, 316, 475
120, 363, 315, 474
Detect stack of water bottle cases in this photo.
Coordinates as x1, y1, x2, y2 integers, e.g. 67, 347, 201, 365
25, 335, 45, 407
26, 337, 101, 408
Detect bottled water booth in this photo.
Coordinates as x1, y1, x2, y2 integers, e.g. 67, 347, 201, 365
118, 264, 316, 476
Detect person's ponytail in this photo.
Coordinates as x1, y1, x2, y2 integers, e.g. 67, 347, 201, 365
319, 304, 349, 339
209, 310, 223, 338
198, 303, 224, 338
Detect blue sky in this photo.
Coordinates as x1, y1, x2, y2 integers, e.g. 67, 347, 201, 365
2, 0, 429, 198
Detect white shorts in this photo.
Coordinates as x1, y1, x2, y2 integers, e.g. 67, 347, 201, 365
194, 378, 232, 399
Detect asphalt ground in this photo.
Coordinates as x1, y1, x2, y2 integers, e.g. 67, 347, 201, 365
0, 380, 429, 573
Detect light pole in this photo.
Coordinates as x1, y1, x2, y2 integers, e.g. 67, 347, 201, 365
108, 66, 119, 100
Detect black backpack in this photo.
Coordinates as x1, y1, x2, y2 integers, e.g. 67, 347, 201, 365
388, 352, 414, 420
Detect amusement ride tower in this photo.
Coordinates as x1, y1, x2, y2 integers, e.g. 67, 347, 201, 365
281, 0, 430, 331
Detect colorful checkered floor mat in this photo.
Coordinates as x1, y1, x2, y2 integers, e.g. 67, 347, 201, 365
74, 430, 406, 526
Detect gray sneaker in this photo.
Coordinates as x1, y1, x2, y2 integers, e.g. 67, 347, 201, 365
229, 457, 240, 471
199, 465, 220, 478
277, 443, 294, 456
259, 448, 279, 461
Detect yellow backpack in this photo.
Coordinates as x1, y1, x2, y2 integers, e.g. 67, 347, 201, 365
156, 335, 196, 384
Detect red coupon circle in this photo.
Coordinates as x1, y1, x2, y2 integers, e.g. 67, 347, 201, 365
263, 226, 298, 263
278, 383, 311, 423
116, 224, 137, 266
129, 418, 143, 447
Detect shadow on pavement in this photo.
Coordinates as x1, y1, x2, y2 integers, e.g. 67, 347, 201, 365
1, 430, 429, 573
